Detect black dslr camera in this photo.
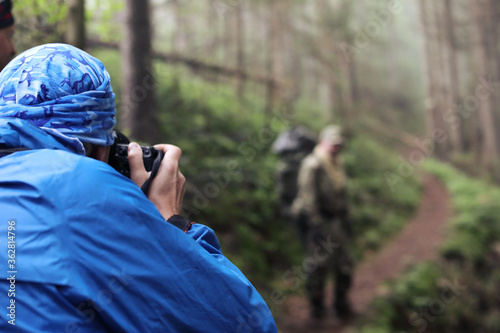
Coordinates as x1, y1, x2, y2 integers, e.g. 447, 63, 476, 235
108, 131, 164, 194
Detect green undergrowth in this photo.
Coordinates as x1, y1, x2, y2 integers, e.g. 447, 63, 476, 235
344, 137, 421, 261
358, 159, 500, 333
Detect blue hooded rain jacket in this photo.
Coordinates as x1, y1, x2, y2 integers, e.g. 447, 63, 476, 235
0, 44, 277, 332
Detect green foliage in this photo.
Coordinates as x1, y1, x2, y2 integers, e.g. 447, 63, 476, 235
345, 136, 421, 259
15, 0, 67, 25
86, 0, 125, 42
424, 160, 500, 266
14, 0, 124, 50
448, 152, 481, 177
358, 262, 442, 332
359, 159, 500, 332
14, 0, 67, 51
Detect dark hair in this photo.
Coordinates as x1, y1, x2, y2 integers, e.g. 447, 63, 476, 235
0, 0, 14, 29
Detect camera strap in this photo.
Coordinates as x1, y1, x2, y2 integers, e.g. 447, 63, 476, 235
140, 150, 164, 196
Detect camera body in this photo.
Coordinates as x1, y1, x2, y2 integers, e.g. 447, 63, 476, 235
108, 131, 163, 179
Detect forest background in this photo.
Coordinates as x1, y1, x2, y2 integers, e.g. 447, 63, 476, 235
11, 0, 500, 332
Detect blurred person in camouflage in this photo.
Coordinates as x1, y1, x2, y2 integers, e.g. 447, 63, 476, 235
291, 124, 354, 320
0, 0, 15, 71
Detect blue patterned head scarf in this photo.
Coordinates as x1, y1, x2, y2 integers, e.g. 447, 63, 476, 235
0, 43, 116, 155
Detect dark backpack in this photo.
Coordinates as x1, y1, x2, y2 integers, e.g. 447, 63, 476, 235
272, 127, 316, 217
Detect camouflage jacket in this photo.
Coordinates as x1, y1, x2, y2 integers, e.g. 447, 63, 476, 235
292, 147, 350, 229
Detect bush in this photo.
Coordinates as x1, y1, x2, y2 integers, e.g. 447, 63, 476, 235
345, 136, 421, 259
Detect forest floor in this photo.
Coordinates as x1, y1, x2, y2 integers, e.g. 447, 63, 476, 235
275, 172, 452, 332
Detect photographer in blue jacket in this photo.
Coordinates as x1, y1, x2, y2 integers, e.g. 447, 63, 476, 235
0, 43, 277, 332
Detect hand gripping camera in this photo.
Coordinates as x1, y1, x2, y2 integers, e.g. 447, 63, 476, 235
108, 131, 164, 195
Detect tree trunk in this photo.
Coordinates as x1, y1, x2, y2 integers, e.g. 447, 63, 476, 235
470, 0, 499, 172
121, 0, 160, 143
492, 0, 500, 87
485, 0, 500, 155
172, 0, 188, 55
206, 2, 220, 70
337, 1, 354, 130
443, 0, 463, 153
418, 0, 437, 152
66, 0, 86, 50
283, 19, 302, 115
337, 49, 353, 129
223, 11, 234, 68
235, 3, 246, 104
430, 0, 452, 158
315, 0, 339, 123
265, 1, 281, 118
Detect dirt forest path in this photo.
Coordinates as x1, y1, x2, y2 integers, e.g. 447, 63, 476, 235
276, 173, 452, 332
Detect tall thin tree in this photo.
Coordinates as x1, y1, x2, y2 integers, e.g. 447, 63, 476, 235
443, 0, 463, 152
66, 0, 86, 50
470, 0, 498, 172
235, 3, 246, 104
121, 0, 160, 143
265, 1, 282, 118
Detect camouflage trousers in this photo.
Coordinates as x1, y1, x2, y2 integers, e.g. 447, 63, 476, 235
303, 219, 354, 317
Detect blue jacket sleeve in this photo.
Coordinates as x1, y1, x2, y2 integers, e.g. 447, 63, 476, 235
62, 155, 277, 332
186, 223, 223, 256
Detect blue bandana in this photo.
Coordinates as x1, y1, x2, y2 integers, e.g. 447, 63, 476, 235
0, 43, 116, 155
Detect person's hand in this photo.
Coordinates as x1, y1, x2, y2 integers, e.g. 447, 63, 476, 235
128, 142, 186, 220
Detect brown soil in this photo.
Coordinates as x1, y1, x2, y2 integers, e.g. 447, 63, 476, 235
275, 173, 451, 332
